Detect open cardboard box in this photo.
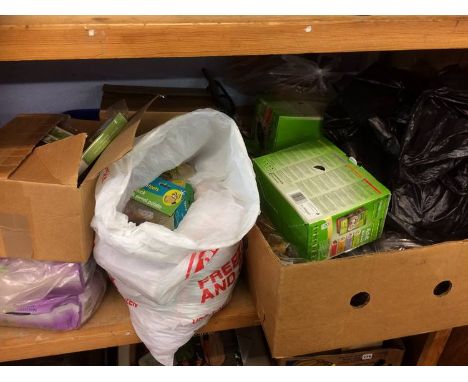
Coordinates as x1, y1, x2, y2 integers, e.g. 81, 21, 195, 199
0, 104, 149, 262
246, 225, 468, 359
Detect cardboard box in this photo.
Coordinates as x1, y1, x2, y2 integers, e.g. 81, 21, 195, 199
246, 225, 468, 358
253, 139, 391, 260
254, 98, 325, 154
100, 84, 215, 135
0, 105, 148, 262
276, 340, 405, 366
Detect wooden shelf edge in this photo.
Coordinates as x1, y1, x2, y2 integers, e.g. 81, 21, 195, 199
0, 277, 259, 363
1, 16, 468, 61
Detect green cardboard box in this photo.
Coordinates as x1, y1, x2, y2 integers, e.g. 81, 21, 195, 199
253, 98, 325, 155
253, 139, 391, 261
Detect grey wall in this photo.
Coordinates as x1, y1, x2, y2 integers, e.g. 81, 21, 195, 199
0, 57, 250, 125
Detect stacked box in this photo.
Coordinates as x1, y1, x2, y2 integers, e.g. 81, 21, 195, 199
253, 98, 325, 154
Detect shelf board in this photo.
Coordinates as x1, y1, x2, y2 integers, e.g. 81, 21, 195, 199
1, 16, 468, 61
0, 277, 259, 363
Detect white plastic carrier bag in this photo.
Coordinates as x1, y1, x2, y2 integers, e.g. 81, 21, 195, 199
92, 109, 260, 365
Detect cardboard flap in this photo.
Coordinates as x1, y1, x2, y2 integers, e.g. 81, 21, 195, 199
82, 98, 157, 185
102, 83, 209, 98
11, 133, 87, 186
0, 114, 66, 180
100, 84, 214, 114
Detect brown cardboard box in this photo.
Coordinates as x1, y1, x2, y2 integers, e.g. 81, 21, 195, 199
0, 105, 148, 262
100, 84, 215, 135
276, 339, 405, 366
246, 225, 468, 359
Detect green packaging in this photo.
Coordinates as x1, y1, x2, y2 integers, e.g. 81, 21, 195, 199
253, 139, 391, 261
132, 177, 186, 217
79, 112, 128, 175
253, 98, 325, 155
41, 126, 74, 144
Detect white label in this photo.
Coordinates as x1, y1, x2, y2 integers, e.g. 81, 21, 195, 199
362, 353, 373, 360
288, 190, 321, 222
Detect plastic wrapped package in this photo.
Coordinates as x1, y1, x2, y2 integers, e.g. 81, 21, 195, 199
0, 267, 106, 330
256, 215, 304, 265
92, 109, 260, 365
258, 214, 422, 262
220, 54, 375, 99
0, 258, 96, 313
337, 231, 422, 258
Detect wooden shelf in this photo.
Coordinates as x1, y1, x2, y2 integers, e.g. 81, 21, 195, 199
1, 16, 468, 61
0, 278, 259, 363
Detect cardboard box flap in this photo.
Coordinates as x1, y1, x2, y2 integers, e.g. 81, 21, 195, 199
0, 114, 66, 180
10, 133, 87, 186
82, 98, 155, 184
102, 84, 209, 98
100, 84, 214, 115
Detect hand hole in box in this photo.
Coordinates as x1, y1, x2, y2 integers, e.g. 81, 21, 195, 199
433, 280, 452, 297
350, 291, 370, 308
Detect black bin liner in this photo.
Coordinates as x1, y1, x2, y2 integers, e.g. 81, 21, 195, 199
390, 88, 468, 243
324, 63, 468, 244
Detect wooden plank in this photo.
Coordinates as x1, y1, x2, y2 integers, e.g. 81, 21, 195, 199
0, 278, 259, 363
416, 329, 452, 366
1, 16, 468, 61
437, 325, 468, 365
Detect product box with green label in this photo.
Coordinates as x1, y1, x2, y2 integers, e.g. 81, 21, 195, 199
132, 177, 187, 216
252, 98, 325, 155
253, 139, 391, 261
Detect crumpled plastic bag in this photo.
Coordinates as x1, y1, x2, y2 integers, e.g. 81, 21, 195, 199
220, 54, 372, 98
323, 63, 423, 185
389, 88, 468, 242
324, 63, 468, 243
92, 109, 259, 365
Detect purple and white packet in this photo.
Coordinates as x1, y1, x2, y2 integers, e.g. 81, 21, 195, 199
0, 267, 107, 330
0, 257, 95, 313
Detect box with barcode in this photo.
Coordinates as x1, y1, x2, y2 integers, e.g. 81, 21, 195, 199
253, 139, 391, 261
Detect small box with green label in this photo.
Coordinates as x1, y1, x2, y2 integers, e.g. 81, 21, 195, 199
253, 98, 325, 155
132, 177, 187, 217
253, 139, 391, 261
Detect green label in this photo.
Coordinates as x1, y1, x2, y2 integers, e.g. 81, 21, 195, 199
81, 113, 128, 166
132, 177, 186, 216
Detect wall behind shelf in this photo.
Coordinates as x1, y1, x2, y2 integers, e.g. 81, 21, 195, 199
1, 49, 466, 126
0, 56, 251, 125
0, 51, 381, 126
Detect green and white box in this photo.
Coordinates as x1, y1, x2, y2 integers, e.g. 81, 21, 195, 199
253, 139, 391, 261
254, 98, 325, 155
